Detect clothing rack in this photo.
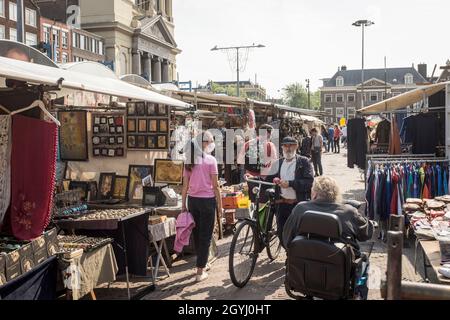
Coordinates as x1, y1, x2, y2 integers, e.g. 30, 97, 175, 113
369, 158, 449, 165
367, 154, 436, 160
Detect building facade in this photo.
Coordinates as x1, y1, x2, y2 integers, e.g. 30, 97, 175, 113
320, 65, 428, 124
71, 28, 105, 62
0, 0, 39, 46
37, 0, 180, 82
40, 17, 71, 63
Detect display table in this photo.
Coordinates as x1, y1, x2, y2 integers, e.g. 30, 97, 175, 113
0, 256, 58, 300
148, 218, 176, 283
59, 244, 118, 300
419, 240, 450, 285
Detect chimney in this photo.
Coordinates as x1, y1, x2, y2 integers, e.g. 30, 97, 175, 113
341, 65, 347, 71
418, 63, 427, 79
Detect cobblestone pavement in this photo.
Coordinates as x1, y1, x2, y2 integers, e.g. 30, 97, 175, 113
94, 149, 425, 300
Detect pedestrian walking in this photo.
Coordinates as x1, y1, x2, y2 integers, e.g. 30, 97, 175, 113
333, 124, 342, 153
321, 125, 329, 153
181, 131, 223, 282
310, 128, 324, 176
341, 125, 348, 148
327, 124, 334, 152
300, 131, 312, 158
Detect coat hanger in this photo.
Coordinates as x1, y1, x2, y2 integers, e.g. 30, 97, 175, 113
0, 104, 11, 114
10, 100, 60, 126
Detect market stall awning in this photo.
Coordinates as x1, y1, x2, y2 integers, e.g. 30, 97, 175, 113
299, 115, 324, 124
274, 104, 326, 116
0, 56, 191, 109
358, 82, 449, 114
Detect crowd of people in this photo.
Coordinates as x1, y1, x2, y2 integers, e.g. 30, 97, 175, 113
180, 121, 371, 284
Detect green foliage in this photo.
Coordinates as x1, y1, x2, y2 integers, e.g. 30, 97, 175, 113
282, 82, 320, 109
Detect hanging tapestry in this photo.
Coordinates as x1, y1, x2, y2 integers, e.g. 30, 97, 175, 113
10, 115, 57, 240
0, 115, 11, 226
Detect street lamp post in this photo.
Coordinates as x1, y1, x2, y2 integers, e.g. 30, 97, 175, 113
305, 79, 311, 109
211, 44, 265, 97
352, 19, 374, 109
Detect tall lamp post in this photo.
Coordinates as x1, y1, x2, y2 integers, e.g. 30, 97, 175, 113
305, 79, 311, 109
211, 44, 265, 97
352, 19, 374, 109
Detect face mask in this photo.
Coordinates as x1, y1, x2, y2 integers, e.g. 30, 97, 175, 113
283, 150, 295, 160
205, 142, 216, 154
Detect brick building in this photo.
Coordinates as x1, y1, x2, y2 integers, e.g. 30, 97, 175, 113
0, 0, 40, 46
40, 17, 71, 63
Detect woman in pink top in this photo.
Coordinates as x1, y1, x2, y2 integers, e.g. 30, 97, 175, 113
181, 131, 223, 282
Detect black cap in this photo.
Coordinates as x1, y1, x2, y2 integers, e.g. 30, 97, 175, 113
281, 136, 298, 145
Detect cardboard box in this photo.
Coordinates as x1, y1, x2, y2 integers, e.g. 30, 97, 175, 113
45, 228, 59, 257
0, 253, 6, 286
32, 235, 48, 265
19, 243, 35, 274
5, 249, 21, 281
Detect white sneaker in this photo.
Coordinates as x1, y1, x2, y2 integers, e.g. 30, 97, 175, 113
196, 272, 208, 282
205, 263, 211, 271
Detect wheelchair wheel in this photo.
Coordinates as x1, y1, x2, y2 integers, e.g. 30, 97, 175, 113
266, 209, 281, 261
229, 220, 258, 288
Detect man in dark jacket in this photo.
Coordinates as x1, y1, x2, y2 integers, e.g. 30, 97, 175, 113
264, 137, 314, 242
283, 176, 373, 253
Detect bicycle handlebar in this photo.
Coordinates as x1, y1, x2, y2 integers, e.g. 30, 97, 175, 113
246, 178, 276, 187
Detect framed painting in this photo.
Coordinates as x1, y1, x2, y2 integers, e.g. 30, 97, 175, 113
138, 119, 147, 133
127, 135, 136, 148
147, 103, 156, 116
137, 135, 146, 149
58, 111, 88, 161
157, 104, 168, 116
127, 119, 136, 133
98, 173, 116, 200
157, 135, 167, 149
147, 135, 157, 149
126, 165, 153, 202
158, 119, 168, 133
149, 119, 158, 132
113, 175, 128, 200
154, 159, 184, 185
136, 102, 146, 116
127, 102, 136, 116
69, 181, 89, 200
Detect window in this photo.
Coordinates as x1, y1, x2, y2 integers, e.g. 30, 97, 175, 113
336, 107, 345, 119
53, 30, 60, 48
0, 26, 4, 39
336, 76, 344, 87
61, 32, 68, 48
347, 107, 356, 119
43, 26, 50, 43
336, 94, 344, 103
9, 2, 17, 21
347, 93, 355, 102
55, 51, 60, 63
80, 35, 85, 50
25, 32, 37, 46
25, 8, 36, 27
62, 52, 68, 63
370, 93, 378, 102
324, 94, 332, 103
0, 0, 4, 17
9, 28, 17, 41
405, 73, 413, 85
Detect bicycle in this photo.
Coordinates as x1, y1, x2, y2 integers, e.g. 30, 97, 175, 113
228, 178, 281, 288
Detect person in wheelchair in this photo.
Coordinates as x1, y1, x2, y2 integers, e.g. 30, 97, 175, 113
282, 176, 374, 300
283, 176, 373, 253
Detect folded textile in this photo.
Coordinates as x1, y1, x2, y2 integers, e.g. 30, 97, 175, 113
174, 211, 195, 253
10, 115, 57, 240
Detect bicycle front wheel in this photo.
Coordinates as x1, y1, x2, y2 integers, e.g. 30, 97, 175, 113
229, 220, 258, 288
266, 209, 282, 261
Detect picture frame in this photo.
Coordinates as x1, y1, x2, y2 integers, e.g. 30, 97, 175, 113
94, 117, 100, 125
58, 111, 88, 161
100, 137, 108, 145
108, 117, 114, 125
117, 136, 124, 144
109, 137, 115, 144
115, 117, 123, 126
92, 136, 100, 145
109, 126, 116, 134
116, 126, 123, 134
159, 119, 168, 133
116, 148, 124, 157
157, 135, 167, 149
101, 148, 108, 156
99, 124, 109, 134
98, 173, 116, 200
127, 135, 136, 148
142, 187, 166, 206
69, 181, 89, 200
138, 119, 147, 133
149, 119, 158, 132
100, 117, 107, 124
154, 159, 184, 185
93, 125, 100, 134
87, 181, 98, 201
147, 135, 156, 149
137, 135, 146, 148
127, 119, 136, 132
127, 102, 136, 116
147, 103, 156, 116
108, 149, 115, 157
126, 165, 153, 202
93, 148, 101, 156
113, 175, 128, 200
157, 104, 167, 116
136, 102, 146, 116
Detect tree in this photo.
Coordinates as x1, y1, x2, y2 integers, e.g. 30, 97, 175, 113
282, 82, 320, 109
209, 81, 247, 98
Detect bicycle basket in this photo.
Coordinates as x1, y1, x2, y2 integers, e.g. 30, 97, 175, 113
258, 204, 269, 230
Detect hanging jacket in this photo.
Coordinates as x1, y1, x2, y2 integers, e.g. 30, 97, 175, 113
174, 211, 196, 253
437, 165, 443, 196
444, 166, 449, 195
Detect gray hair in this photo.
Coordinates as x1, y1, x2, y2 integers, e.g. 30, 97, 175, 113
312, 176, 342, 203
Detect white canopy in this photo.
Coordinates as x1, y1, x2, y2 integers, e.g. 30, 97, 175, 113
358, 81, 449, 114
0, 56, 190, 109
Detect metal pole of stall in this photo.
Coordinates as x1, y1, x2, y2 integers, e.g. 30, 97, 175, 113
121, 222, 131, 300
386, 230, 403, 300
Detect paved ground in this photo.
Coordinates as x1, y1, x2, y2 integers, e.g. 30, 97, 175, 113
94, 148, 425, 300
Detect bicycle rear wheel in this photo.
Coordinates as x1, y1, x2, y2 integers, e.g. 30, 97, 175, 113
266, 209, 281, 260
229, 220, 258, 288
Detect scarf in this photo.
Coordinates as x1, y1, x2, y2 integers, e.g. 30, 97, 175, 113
0, 115, 11, 226
10, 115, 57, 240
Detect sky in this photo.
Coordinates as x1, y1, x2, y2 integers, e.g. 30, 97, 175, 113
173, 0, 449, 99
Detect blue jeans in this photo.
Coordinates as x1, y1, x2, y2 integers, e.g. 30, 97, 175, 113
327, 139, 334, 152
